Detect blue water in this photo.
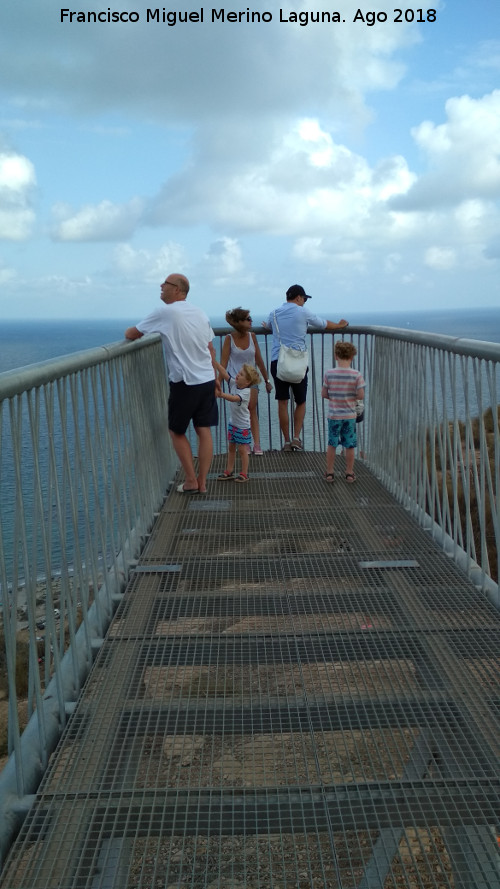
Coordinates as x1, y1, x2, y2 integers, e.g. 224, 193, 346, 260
0, 309, 499, 374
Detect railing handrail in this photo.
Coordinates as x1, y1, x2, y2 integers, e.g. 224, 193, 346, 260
0, 335, 160, 400
2, 326, 499, 402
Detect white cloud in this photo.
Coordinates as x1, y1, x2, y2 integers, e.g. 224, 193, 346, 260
52, 198, 144, 241
147, 119, 416, 242
0, 2, 498, 317
0, 150, 36, 239
202, 237, 244, 281
391, 90, 500, 209
0, 2, 418, 126
0, 260, 17, 284
112, 242, 188, 282
424, 246, 456, 270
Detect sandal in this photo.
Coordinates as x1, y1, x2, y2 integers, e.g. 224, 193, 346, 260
345, 473, 356, 483
291, 437, 303, 451
218, 471, 234, 480
234, 473, 249, 483
324, 473, 334, 483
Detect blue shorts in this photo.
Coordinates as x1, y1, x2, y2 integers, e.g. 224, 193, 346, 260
228, 423, 252, 447
328, 418, 357, 449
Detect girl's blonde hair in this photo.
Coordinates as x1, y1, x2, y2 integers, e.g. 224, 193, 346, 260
240, 364, 261, 386
225, 307, 250, 329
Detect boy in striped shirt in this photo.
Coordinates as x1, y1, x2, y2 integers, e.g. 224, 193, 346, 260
322, 341, 365, 483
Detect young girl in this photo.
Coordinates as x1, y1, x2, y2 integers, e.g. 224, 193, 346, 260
220, 308, 272, 454
215, 362, 262, 482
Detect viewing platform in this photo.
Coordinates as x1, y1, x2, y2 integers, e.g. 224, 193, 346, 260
0, 326, 499, 887
1, 449, 499, 888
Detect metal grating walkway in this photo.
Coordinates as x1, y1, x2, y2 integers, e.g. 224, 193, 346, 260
1, 452, 499, 888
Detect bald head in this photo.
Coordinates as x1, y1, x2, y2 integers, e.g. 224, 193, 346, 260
160, 273, 190, 303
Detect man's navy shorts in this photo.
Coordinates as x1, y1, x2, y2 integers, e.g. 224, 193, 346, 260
270, 360, 308, 405
168, 380, 218, 435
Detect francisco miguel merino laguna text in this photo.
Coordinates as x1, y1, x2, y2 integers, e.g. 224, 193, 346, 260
60, 8, 353, 24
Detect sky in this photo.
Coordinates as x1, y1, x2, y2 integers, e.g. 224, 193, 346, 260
0, 0, 499, 321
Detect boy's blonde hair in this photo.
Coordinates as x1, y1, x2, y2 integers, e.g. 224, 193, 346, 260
334, 341, 357, 361
240, 363, 261, 386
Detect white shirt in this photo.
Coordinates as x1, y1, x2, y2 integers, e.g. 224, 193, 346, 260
265, 302, 327, 361
228, 377, 251, 429
137, 301, 215, 385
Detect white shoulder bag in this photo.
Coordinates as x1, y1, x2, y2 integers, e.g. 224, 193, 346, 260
274, 311, 309, 384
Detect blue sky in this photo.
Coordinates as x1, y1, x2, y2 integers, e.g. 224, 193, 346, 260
0, 0, 499, 321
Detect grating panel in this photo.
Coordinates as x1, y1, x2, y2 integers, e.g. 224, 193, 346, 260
1, 451, 499, 889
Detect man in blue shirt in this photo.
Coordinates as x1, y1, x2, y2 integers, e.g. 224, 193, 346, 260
263, 284, 348, 451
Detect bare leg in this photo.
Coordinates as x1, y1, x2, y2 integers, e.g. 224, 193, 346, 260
292, 401, 306, 441
238, 443, 249, 477
278, 400, 290, 443
249, 389, 261, 450
169, 430, 198, 490
345, 447, 355, 477
326, 444, 336, 476
223, 441, 236, 476
194, 426, 213, 493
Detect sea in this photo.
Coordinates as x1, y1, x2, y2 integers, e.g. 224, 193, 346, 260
0, 308, 500, 373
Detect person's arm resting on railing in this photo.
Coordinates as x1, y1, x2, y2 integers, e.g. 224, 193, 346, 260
325, 319, 349, 331
124, 326, 144, 340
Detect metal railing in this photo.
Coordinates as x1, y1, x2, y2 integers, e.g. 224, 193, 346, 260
0, 324, 499, 866
215, 324, 499, 604
0, 335, 175, 863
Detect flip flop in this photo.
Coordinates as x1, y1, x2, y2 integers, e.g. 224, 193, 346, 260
345, 473, 356, 483
324, 473, 335, 483
176, 483, 200, 494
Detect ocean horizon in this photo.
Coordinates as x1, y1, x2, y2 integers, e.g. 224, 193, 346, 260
0, 307, 500, 375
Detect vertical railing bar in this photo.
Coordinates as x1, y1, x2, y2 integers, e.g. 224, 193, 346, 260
42, 382, 74, 707
442, 349, 456, 542
27, 393, 54, 762
71, 369, 98, 653
471, 357, 489, 582
8, 395, 33, 781
26, 387, 66, 747
90, 364, 121, 632
0, 400, 25, 789
80, 365, 109, 634
450, 352, 463, 558
106, 359, 138, 547
460, 354, 475, 572
48, 376, 77, 694
484, 362, 500, 549
96, 363, 126, 582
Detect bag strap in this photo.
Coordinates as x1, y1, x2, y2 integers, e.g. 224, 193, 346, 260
273, 311, 282, 345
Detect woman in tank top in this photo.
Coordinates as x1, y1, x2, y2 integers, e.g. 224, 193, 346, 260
220, 307, 273, 454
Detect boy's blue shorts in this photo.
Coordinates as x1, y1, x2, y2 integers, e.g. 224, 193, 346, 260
328, 418, 357, 449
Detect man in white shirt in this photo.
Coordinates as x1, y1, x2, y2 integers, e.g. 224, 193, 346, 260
125, 273, 218, 493
263, 284, 348, 451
